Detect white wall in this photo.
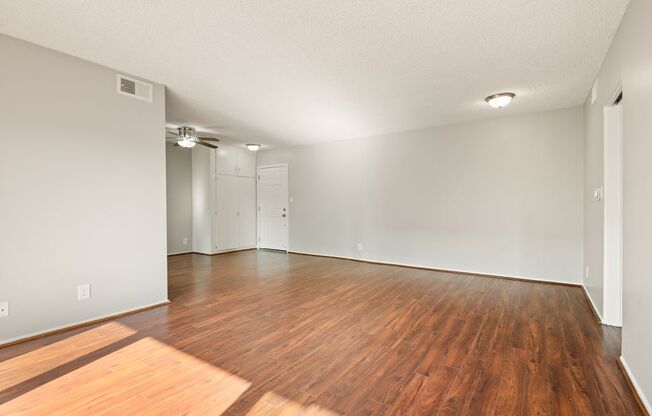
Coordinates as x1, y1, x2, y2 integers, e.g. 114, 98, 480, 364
583, 0, 652, 409
191, 146, 214, 254
166, 144, 192, 254
258, 107, 584, 284
0, 34, 168, 344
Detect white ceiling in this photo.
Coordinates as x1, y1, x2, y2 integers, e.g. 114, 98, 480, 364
0, 1, 628, 147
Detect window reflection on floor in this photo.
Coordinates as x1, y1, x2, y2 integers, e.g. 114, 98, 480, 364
0, 322, 136, 392
0, 332, 250, 415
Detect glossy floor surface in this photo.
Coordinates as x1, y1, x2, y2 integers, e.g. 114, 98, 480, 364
0, 251, 642, 415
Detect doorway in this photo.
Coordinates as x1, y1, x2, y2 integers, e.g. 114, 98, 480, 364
603, 91, 622, 326
257, 164, 289, 251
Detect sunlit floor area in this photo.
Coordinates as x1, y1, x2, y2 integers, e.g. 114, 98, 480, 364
0, 251, 642, 415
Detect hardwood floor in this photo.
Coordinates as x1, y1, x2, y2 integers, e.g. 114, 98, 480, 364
0, 250, 642, 415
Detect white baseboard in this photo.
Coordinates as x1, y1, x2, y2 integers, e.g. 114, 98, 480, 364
0, 299, 170, 347
167, 250, 192, 256
620, 356, 652, 414
212, 246, 257, 255
189, 247, 257, 256
582, 284, 604, 322
288, 250, 581, 286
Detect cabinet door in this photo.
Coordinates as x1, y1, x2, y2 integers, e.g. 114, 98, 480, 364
236, 148, 256, 177
237, 176, 257, 248
216, 145, 238, 176
215, 175, 239, 251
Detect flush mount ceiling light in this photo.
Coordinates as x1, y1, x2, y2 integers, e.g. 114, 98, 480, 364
485, 92, 515, 108
246, 144, 261, 151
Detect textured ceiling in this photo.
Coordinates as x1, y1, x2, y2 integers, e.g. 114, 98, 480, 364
0, 1, 628, 147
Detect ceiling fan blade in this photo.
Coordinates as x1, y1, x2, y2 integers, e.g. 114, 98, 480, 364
196, 139, 218, 149
166, 129, 181, 136
197, 137, 219, 142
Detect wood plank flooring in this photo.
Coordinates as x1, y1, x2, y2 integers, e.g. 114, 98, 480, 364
0, 250, 642, 415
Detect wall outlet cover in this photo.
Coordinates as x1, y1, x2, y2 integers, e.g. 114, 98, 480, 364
0, 302, 8, 318
357, 242, 364, 251
78, 284, 91, 301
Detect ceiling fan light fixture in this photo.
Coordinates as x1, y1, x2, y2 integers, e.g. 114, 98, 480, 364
485, 92, 515, 108
246, 144, 261, 151
178, 137, 196, 148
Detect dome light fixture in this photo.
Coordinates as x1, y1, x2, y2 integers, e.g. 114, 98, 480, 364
246, 143, 261, 151
485, 92, 515, 108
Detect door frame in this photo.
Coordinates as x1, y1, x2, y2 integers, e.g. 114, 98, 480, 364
256, 164, 289, 252
603, 95, 623, 327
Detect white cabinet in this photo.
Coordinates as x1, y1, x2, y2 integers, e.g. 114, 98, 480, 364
236, 176, 257, 247
215, 144, 256, 177
215, 146, 238, 176
215, 175, 239, 251
214, 175, 256, 251
236, 149, 256, 178
192, 146, 257, 254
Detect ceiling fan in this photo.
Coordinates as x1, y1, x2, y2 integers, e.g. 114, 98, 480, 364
166, 126, 219, 149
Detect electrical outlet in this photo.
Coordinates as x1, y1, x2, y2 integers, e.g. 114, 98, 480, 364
0, 302, 8, 318
78, 284, 91, 301
585, 266, 590, 280
357, 242, 364, 251
183, 238, 188, 245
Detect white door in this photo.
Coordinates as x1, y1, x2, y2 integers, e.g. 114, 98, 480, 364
603, 104, 622, 327
257, 165, 288, 251
237, 176, 257, 247
215, 174, 239, 251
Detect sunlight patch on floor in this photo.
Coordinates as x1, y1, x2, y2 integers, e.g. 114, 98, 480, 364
245, 391, 340, 416
0, 322, 136, 391
0, 335, 250, 415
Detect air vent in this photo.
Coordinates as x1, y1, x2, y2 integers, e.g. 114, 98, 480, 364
116, 74, 153, 103
120, 78, 136, 94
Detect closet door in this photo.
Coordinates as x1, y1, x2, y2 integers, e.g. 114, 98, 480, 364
237, 176, 257, 247
215, 175, 239, 251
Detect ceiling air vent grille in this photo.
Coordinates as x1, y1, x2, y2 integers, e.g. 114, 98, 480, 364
116, 74, 153, 103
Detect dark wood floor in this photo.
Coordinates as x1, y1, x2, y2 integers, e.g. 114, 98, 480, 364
0, 250, 642, 415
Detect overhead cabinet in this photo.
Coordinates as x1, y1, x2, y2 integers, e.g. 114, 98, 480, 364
192, 145, 256, 254
215, 145, 256, 177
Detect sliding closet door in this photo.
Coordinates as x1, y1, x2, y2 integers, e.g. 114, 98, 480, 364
237, 176, 257, 248
215, 175, 239, 251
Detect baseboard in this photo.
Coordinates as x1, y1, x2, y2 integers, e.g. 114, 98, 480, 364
167, 250, 193, 256
617, 356, 652, 415
0, 300, 171, 348
288, 250, 581, 287
187, 247, 257, 257
581, 284, 603, 323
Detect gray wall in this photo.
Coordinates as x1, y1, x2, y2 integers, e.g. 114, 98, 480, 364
583, 0, 652, 407
166, 145, 192, 254
259, 107, 584, 284
0, 34, 168, 343
191, 146, 214, 254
